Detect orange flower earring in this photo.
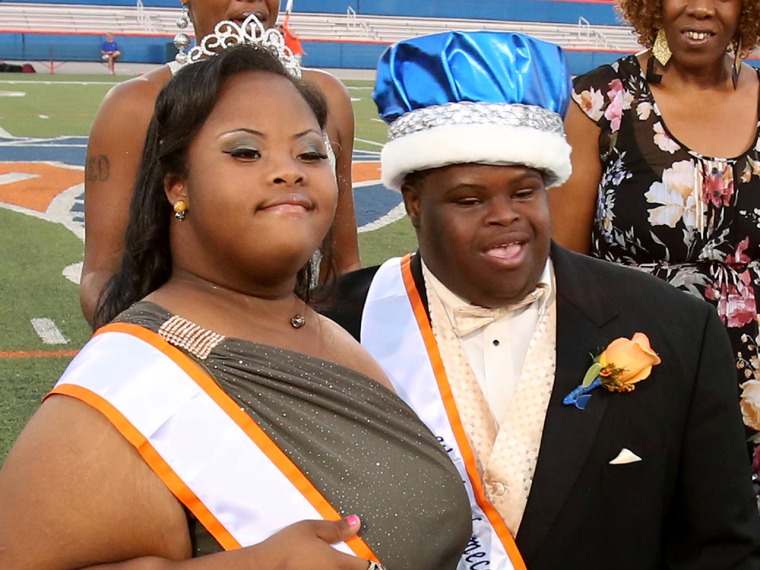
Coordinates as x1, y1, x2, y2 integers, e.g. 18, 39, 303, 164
173, 200, 188, 220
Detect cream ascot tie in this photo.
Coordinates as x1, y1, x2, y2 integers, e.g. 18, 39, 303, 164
451, 289, 546, 336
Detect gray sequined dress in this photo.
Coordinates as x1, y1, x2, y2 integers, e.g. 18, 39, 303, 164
114, 302, 471, 569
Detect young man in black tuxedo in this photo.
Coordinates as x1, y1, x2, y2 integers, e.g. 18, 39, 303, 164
322, 31, 760, 569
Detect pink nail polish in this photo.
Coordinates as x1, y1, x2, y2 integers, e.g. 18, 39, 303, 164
346, 515, 360, 527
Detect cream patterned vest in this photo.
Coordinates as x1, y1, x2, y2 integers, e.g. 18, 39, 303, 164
425, 269, 557, 534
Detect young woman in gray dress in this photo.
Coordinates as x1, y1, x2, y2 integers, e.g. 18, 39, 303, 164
0, 45, 471, 570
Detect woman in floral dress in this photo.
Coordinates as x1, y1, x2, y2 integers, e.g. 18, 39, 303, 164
549, 0, 760, 493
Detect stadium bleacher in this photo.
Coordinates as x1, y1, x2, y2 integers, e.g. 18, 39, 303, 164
0, 0, 756, 73
0, 0, 623, 23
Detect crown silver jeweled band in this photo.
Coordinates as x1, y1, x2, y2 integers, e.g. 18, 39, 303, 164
185, 14, 302, 78
387, 101, 564, 141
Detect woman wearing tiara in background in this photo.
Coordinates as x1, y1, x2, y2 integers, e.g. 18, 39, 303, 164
0, 44, 471, 569
79, 0, 361, 328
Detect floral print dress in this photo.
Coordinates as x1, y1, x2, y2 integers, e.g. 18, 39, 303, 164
573, 55, 760, 458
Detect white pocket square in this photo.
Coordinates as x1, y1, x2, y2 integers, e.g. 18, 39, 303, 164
609, 448, 642, 465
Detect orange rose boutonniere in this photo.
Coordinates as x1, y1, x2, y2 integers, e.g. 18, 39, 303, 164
563, 333, 662, 410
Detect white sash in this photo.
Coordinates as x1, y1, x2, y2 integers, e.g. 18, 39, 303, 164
361, 256, 526, 570
50, 322, 377, 561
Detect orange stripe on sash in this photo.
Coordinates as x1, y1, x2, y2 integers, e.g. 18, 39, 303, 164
48, 382, 240, 550
91, 322, 378, 562
399, 254, 527, 570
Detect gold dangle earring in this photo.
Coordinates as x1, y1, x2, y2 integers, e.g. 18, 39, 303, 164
732, 37, 743, 90
647, 28, 671, 85
173, 200, 188, 220
652, 28, 672, 67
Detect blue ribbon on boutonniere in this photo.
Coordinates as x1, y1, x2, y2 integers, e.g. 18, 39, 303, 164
563, 368, 604, 410
563, 333, 661, 410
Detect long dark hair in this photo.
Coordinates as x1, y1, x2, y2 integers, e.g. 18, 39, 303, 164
93, 44, 330, 329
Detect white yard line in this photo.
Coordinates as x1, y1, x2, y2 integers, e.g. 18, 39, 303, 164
62, 262, 83, 285
358, 202, 406, 233
0, 141, 87, 148
0, 135, 88, 145
30, 318, 69, 345
355, 137, 384, 148
0, 172, 38, 185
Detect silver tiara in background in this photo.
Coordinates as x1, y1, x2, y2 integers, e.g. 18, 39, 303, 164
174, 14, 302, 78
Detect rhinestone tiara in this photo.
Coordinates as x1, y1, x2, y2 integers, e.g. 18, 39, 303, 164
177, 14, 302, 78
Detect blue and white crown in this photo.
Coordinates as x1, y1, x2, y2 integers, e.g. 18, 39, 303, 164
373, 31, 572, 190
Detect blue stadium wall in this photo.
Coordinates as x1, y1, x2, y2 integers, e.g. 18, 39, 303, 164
0, 31, 634, 75
3, 33, 759, 75
0, 33, 176, 64
0, 0, 635, 71
2, 1, 757, 72
0, 0, 624, 25
0, 0, 632, 73
299, 0, 622, 26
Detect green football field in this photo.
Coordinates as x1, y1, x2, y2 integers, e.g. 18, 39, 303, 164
0, 72, 417, 462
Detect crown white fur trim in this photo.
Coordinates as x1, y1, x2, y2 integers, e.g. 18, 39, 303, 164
381, 123, 572, 190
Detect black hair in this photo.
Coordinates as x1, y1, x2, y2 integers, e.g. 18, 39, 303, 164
402, 169, 431, 188
93, 44, 330, 329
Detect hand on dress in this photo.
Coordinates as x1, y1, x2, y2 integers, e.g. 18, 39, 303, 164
250, 515, 377, 569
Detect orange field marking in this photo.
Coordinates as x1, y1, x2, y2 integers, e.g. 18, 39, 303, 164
352, 161, 381, 181
0, 162, 82, 212
0, 350, 79, 359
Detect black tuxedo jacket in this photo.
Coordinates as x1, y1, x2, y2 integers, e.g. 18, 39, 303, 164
321, 245, 760, 569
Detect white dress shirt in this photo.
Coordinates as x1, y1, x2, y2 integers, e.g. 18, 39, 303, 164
422, 259, 555, 423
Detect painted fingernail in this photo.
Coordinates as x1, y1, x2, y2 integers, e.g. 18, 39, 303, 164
346, 515, 360, 527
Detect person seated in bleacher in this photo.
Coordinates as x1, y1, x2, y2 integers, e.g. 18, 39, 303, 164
100, 32, 120, 75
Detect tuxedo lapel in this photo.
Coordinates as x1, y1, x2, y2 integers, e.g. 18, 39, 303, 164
516, 245, 620, 558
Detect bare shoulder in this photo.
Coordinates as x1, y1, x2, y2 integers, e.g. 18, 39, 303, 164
86, 65, 172, 177
314, 313, 395, 392
302, 68, 351, 104
302, 68, 347, 92
301, 68, 354, 151
741, 60, 759, 91
0, 394, 190, 568
93, 65, 172, 124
